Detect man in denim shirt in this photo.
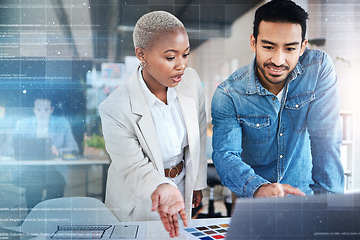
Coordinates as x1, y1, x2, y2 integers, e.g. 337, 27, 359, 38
211, 0, 344, 198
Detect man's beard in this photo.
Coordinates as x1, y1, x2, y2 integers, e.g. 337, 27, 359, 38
256, 61, 292, 85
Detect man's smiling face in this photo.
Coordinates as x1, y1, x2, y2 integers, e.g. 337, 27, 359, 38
250, 21, 307, 93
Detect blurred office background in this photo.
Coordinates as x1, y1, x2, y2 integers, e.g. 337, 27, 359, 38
0, 0, 359, 226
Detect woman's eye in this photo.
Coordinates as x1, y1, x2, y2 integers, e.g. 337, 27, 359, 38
183, 53, 190, 58
166, 57, 175, 61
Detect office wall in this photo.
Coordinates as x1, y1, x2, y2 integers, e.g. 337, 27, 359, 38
188, 2, 263, 122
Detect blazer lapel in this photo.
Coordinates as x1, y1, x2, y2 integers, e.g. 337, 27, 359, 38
128, 69, 164, 171
176, 91, 198, 173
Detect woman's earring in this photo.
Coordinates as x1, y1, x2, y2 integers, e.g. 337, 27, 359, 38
140, 61, 146, 69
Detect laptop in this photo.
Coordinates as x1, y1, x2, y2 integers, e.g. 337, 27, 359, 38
226, 192, 360, 239
13, 136, 53, 160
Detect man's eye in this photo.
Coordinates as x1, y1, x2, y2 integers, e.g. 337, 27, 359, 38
286, 47, 296, 51
263, 46, 273, 50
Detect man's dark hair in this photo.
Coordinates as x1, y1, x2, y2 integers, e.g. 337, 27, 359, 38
253, 0, 309, 42
33, 94, 53, 107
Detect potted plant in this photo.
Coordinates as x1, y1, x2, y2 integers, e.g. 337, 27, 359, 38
83, 133, 109, 159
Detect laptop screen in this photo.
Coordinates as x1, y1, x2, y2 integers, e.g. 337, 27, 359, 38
227, 192, 360, 239
13, 136, 53, 160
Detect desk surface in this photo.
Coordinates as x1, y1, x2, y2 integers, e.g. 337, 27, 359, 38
0, 157, 110, 165
3, 195, 231, 240
0, 157, 110, 201
6, 217, 231, 240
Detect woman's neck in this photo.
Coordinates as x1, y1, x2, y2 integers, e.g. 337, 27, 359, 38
142, 70, 168, 104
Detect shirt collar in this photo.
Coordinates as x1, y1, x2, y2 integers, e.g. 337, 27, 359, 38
138, 68, 177, 108
247, 57, 305, 95
246, 59, 265, 95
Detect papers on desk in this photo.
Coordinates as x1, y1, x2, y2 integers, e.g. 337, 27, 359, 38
110, 225, 140, 239
50, 224, 146, 240
0, 226, 36, 240
62, 153, 78, 160
182, 223, 229, 239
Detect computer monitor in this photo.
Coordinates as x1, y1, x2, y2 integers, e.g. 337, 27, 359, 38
13, 136, 53, 160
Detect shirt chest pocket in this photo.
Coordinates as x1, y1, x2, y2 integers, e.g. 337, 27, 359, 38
238, 116, 270, 144
284, 91, 315, 133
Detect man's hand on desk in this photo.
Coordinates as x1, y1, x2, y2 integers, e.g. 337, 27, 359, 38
51, 145, 59, 157
151, 183, 188, 238
254, 183, 305, 198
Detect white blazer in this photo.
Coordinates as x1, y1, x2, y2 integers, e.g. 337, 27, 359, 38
99, 67, 207, 221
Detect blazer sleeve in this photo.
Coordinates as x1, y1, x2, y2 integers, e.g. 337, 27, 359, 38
99, 94, 173, 202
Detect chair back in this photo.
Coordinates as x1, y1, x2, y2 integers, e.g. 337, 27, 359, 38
20, 197, 119, 235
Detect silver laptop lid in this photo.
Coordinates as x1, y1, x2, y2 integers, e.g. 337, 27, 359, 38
227, 192, 360, 240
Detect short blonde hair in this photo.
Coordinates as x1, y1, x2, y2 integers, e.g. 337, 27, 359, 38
133, 11, 185, 50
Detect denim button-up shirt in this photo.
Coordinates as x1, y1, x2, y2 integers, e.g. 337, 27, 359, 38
211, 48, 344, 197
